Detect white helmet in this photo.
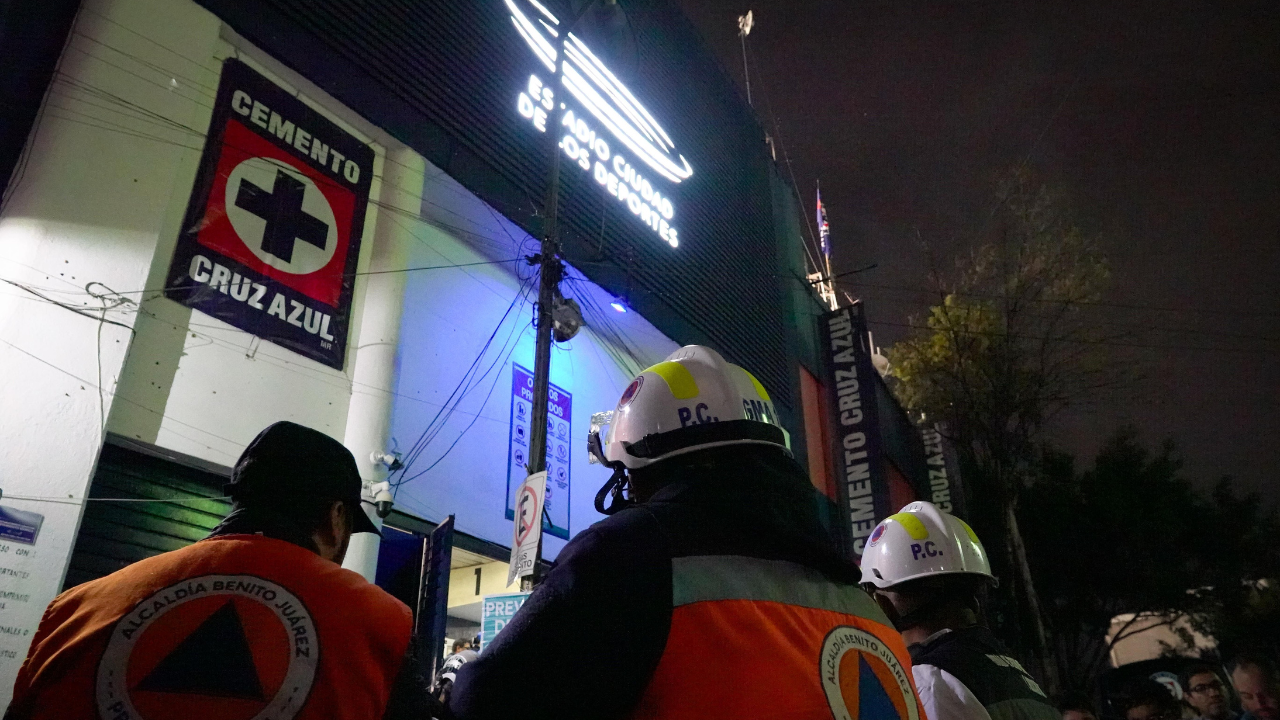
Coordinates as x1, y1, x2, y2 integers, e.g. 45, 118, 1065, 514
587, 346, 790, 512
859, 501, 994, 589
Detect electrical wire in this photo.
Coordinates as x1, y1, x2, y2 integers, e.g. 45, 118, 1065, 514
399, 320, 531, 483
0, 278, 133, 330
390, 273, 536, 491
77, 5, 221, 78
838, 278, 1280, 320
4, 69, 528, 300
20, 35, 820, 318
29, 105, 522, 280
29, 32, 813, 318
738, 20, 824, 273
43, 34, 537, 227
0, 337, 247, 451
19, 31, 1276, 366
0, 2, 83, 216
17, 44, 527, 258
4, 494, 230, 506
49, 259, 523, 300
397, 308, 527, 484
2, 260, 550, 424
866, 318, 1275, 355
835, 283, 1280, 344
562, 274, 646, 373
0, 32, 606, 478
578, 294, 645, 370
70, 30, 221, 95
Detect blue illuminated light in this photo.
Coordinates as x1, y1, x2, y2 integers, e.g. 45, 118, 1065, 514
610, 300, 628, 313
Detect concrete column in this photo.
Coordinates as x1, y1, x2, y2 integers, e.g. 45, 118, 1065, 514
342, 145, 423, 581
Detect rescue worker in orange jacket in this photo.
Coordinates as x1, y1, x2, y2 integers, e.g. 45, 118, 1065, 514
6, 421, 433, 720
448, 346, 926, 720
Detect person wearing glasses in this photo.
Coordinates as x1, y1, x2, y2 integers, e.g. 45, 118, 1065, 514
1182, 664, 1238, 720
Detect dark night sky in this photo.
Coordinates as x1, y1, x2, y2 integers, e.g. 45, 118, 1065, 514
676, 0, 1280, 502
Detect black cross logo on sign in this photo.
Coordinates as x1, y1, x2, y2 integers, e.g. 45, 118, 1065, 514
234, 168, 329, 264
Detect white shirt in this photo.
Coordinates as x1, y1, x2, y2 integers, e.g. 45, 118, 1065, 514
913, 662, 993, 720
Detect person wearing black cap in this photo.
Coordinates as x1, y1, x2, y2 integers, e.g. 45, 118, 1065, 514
212, 419, 383, 551
7, 421, 437, 720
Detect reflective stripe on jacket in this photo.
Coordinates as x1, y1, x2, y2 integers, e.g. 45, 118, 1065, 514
631, 555, 925, 720
910, 626, 1061, 720
8, 534, 411, 720
450, 455, 927, 720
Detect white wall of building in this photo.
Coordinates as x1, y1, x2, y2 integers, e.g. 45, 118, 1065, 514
389, 165, 680, 560
0, 0, 229, 698
0, 0, 683, 704
1107, 613, 1217, 667
0, 0, 412, 699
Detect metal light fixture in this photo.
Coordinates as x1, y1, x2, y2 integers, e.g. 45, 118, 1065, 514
552, 291, 585, 341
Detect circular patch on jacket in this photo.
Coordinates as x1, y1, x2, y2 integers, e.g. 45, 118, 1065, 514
96, 574, 318, 720
618, 376, 643, 408
820, 625, 919, 720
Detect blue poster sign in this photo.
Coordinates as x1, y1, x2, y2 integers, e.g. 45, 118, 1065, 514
480, 592, 530, 650
506, 363, 571, 539
0, 506, 43, 546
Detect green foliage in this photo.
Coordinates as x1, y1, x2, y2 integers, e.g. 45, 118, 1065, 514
1184, 479, 1280, 659
1022, 429, 1280, 694
889, 171, 1113, 467
887, 170, 1116, 692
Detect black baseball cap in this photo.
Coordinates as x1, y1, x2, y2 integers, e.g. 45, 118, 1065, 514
227, 421, 380, 536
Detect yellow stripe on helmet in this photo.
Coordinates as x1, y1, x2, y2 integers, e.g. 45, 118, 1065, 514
741, 368, 771, 401
887, 512, 930, 540
643, 361, 700, 400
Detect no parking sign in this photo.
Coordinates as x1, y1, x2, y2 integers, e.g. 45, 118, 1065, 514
165, 59, 373, 368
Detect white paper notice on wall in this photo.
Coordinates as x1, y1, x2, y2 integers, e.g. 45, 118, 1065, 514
0, 506, 47, 674
507, 471, 546, 587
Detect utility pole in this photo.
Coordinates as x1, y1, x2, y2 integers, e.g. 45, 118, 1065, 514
522, 5, 572, 592
522, 0, 622, 591
521, 102, 562, 592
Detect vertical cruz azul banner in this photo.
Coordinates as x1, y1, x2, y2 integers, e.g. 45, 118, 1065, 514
165, 59, 373, 369
822, 304, 891, 561
919, 423, 967, 519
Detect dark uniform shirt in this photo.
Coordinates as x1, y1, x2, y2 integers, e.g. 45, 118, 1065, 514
909, 626, 1061, 720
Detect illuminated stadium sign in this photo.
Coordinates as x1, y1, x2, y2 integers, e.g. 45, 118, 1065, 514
507, 0, 691, 248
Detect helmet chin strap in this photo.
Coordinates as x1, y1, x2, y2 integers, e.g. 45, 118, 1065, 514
589, 430, 635, 515
594, 463, 634, 515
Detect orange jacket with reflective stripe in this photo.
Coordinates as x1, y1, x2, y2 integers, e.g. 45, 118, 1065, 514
449, 470, 927, 720
8, 534, 411, 720
629, 555, 926, 720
